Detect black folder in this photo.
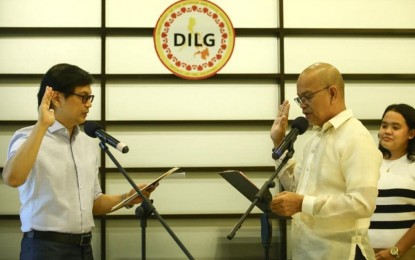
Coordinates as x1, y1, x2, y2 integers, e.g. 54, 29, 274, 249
219, 170, 272, 213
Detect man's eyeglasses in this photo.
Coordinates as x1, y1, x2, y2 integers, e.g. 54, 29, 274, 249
294, 86, 330, 106
66, 92, 95, 104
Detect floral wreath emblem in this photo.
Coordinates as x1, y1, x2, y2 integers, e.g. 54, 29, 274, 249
154, 0, 235, 80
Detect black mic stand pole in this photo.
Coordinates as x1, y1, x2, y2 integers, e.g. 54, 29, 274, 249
99, 142, 194, 260
227, 143, 295, 260
135, 198, 153, 259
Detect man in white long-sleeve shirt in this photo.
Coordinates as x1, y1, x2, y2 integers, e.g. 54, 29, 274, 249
270, 62, 382, 260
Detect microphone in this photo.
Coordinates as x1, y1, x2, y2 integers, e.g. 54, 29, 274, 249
272, 117, 309, 160
84, 121, 129, 153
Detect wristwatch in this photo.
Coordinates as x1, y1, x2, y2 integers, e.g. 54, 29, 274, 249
390, 246, 399, 258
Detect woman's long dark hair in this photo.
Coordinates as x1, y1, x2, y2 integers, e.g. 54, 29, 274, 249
379, 104, 415, 161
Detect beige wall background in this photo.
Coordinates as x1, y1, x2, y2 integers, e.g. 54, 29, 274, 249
1, 0, 415, 259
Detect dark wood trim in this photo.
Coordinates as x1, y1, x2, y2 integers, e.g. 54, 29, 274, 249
2, 73, 415, 81
0, 27, 279, 37
0, 27, 102, 36
0, 121, 37, 126
100, 1, 107, 258
2, 28, 414, 37
101, 120, 274, 126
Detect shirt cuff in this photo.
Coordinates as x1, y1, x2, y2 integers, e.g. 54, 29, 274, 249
301, 195, 316, 216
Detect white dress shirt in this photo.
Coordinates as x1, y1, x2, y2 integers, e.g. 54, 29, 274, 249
7, 121, 102, 234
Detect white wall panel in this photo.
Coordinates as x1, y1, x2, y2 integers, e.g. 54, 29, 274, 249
99, 126, 315, 176
214, 0, 278, 28
106, 0, 175, 27
0, 37, 101, 74
0, 220, 26, 259
0, 182, 20, 214
0, 84, 102, 121
368, 126, 381, 146
285, 0, 415, 28
102, 126, 275, 168
0, 85, 38, 120
220, 37, 279, 74
106, 82, 278, 120
87, 85, 102, 121
285, 37, 415, 74
285, 82, 415, 120
106, 37, 167, 74
347, 83, 415, 119
0, 127, 17, 168
106, 0, 278, 28
106, 171, 279, 215
106, 37, 279, 74
0, 0, 101, 27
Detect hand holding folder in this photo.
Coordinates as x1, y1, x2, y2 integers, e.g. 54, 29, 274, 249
111, 167, 180, 212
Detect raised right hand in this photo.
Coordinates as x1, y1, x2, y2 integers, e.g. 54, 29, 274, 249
38, 86, 55, 127
3, 86, 57, 187
270, 100, 290, 147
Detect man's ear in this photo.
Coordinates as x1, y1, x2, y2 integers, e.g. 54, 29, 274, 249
329, 85, 337, 101
51, 91, 61, 107
408, 129, 415, 140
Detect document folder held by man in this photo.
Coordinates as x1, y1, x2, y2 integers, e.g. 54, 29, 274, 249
111, 167, 180, 212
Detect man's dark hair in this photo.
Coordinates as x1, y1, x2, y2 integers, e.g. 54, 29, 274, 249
379, 103, 415, 161
37, 63, 94, 107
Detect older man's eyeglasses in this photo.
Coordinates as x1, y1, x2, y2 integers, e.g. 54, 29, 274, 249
66, 92, 95, 104
294, 86, 330, 106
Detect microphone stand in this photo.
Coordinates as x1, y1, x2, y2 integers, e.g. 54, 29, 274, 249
99, 142, 194, 260
227, 144, 295, 260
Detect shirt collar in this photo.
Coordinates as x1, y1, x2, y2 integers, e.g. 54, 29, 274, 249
48, 121, 80, 136
321, 109, 353, 132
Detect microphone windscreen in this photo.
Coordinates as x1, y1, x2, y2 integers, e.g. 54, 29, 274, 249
84, 121, 102, 138
291, 117, 309, 135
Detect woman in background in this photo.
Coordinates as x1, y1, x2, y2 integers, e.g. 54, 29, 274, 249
369, 103, 415, 260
